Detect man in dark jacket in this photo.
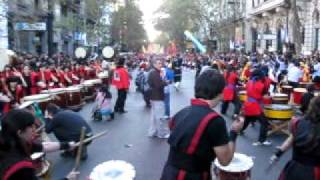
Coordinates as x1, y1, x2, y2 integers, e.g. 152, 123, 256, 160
147, 58, 169, 138
45, 103, 93, 159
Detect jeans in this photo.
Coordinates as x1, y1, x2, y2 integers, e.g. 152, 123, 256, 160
164, 92, 170, 117
149, 100, 169, 138
114, 89, 127, 112
241, 115, 269, 142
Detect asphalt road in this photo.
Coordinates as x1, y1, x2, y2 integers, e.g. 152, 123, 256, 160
47, 69, 290, 180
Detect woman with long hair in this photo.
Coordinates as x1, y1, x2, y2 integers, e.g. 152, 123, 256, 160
0, 109, 78, 179
270, 96, 320, 180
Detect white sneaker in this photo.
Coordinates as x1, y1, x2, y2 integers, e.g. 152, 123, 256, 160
262, 140, 272, 146
158, 134, 170, 139
252, 140, 272, 146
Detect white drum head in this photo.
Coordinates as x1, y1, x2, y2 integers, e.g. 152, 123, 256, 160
19, 101, 34, 109
75, 47, 87, 58
66, 86, 81, 92
273, 93, 288, 97
214, 153, 253, 173
83, 80, 94, 87
102, 46, 115, 59
31, 152, 44, 160
89, 160, 136, 180
239, 91, 246, 94
294, 88, 307, 93
98, 71, 109, 78
24, 94, 51, 102
42, 88, 66, 94
268, 104, 292, 110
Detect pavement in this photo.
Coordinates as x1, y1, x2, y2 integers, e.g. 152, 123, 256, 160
47, 69, 290, 180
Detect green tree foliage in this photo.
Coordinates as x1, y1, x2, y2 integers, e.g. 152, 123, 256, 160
110, 0, 146, 51
154, 0, 202, 49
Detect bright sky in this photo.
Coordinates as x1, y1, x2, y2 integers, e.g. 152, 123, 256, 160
138, 0, 163, 42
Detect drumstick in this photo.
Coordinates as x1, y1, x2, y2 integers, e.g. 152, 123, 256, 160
73, 130, 109, 147
73, 127, 86, 171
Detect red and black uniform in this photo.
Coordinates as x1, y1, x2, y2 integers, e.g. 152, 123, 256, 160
0, 143, 43, 180
279, 118, 320, 180
161, 99, 229, 180
221, 71, 241, 116
241, 78, 269, 143
30, 71, 39, 94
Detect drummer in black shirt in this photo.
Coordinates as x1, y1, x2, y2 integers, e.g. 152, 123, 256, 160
160, 69, 244, 180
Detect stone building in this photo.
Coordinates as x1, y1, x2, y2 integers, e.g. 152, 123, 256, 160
245, 0, 312, 54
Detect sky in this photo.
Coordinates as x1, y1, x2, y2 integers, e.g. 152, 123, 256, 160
138, 0, 163, 42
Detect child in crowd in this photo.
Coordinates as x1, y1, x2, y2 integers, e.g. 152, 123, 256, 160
92, 86, 114, 121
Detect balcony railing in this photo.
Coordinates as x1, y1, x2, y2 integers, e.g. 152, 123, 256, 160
250, 0, 286, 15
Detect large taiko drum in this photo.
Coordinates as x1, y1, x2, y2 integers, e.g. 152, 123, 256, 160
41, 88, 67, 108
66, 86, 82, 107
281, 85, 293, 95
293, 88, 307, 105
31, 152, 50, 177
264, 104, 293, 120
23, 94, 52, 112
239, 91, 247, 102
89, 160, 136, 180
272, 93, 289, 104
213, 153, 254, 180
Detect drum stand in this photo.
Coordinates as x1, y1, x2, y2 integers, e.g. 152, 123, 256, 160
267, 120, 290, 136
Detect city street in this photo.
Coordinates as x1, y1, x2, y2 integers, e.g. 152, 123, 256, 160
47, 69, 291, 180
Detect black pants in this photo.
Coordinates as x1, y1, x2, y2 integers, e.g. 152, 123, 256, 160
241, 115, 269, 142
143, 90, 151, 106
114, 89, 127, 112
220, 95, 241, 116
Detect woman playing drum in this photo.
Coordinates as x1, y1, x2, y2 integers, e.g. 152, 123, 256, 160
0, 109, 78, 180
270, 96, 320, 180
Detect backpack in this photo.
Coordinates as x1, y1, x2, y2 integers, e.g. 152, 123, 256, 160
142, 71, 151, 92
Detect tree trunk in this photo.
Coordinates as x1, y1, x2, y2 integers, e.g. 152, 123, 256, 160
288, 0, 302, 54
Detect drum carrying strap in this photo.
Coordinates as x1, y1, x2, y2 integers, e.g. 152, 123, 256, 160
3, 161, 34, 180
177, 112, 219, 180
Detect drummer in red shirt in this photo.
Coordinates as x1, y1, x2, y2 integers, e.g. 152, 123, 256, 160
221, 65, 241, 119
241, 69, 272, 146
5, 76, 24, 110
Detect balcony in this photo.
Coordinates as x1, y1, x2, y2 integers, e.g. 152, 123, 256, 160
250, 0, 287, 16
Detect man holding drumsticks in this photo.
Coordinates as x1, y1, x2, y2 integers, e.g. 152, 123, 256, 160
160, 69, 244, 180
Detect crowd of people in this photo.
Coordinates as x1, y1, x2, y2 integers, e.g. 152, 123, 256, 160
0, 49, 319, 179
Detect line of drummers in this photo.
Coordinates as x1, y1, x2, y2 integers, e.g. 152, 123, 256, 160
0, 56, 111, 115
221, 58, 320, 146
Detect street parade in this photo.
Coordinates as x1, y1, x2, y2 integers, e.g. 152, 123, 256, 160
0, 0, 320, 180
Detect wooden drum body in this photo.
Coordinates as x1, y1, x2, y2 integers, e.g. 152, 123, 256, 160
41, 88, 67, 108
272, 93, 289, 104
281, 85, 293, 96
83, 81, 95, 97
293, 88, 307, 105
31, 152, 50, 177
264, 104, 293, 120
213, 153, 254, 180
23, 94, 52, 113
66, 86, 82, 107
239, 91, 247, 102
